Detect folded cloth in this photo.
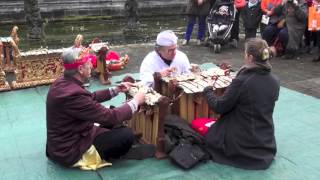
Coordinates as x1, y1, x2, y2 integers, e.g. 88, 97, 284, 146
73, 145, 112, 170
191, 118, 216, 136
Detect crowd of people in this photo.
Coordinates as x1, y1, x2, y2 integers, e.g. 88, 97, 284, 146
182, 0, 320, 61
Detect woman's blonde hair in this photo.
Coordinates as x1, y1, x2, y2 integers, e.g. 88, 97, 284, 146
245, 38, 275, 62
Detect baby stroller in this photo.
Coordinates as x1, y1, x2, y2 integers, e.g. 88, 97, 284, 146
207, 0, 236, 53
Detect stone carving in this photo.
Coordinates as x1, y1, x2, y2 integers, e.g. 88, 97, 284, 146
123, 0, 145, 38
0, 26, 21, 73
24, 0, 43, 39
1, 1, 188, 23
10, 26, 21, 57
125, 0, 139, 29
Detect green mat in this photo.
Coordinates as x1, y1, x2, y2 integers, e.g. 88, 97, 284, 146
0, 63, 319, 180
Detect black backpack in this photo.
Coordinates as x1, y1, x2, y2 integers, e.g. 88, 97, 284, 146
164, 115, 210, 170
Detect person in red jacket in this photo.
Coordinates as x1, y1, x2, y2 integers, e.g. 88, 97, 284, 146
260, 0, 282, 33
46, 48, 145, 168
261, 0, 282, 15
230, 0, 247, 47
307, 0, 320, 62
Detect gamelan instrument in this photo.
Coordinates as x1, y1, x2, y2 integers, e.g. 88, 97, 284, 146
126, 82, 170, 158
155, 66, 234, 123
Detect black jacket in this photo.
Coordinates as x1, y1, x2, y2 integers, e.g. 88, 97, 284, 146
241, 3, 263, 29
203, 66, 280, 170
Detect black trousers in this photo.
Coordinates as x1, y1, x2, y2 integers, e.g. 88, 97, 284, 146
93, 127, 134, 160
262, 24, 288, 47
304, 28, 314, 47
245, 28, 257, 39
318, 31, 320, 49
230, 9, 241, 41
260, 23, 267, 36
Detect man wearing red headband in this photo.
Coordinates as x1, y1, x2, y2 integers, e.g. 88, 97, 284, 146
46, 48, 145, 169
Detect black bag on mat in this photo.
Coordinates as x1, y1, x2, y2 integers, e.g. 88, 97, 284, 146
164, 115, 210, 170
169, 143, 207, 170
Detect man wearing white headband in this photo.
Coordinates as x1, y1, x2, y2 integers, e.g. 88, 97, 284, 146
140, 30, 191, 87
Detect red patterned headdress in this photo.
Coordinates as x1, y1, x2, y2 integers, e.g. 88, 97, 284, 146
63, 56, 90, 70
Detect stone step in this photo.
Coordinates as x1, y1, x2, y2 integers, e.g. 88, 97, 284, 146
0, 0, 188, 23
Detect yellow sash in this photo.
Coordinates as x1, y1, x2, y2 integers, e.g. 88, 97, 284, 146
73, 145, 112, 170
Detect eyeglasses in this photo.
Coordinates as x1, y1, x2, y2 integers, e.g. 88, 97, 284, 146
165, 45, 177, 54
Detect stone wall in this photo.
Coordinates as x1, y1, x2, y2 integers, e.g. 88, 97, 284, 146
0, 0, 188, 23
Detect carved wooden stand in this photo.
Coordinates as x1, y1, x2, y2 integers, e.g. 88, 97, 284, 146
11, 53, 63, 89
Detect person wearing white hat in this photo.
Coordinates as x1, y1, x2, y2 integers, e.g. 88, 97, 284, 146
140, 30, 191, 87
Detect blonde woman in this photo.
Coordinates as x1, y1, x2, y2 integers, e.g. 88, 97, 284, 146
203, 38, 279, 170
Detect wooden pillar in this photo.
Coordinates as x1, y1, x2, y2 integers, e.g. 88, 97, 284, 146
155, 96, 170, 159
4, 42, 11, 71
0, 41, 11, 91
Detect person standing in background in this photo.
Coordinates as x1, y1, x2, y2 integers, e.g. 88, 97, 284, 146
230, 0, 246, 47
182, 0, 212, 45
307, 0, 320, 62
242, 0, 263, 39
279, 0, 308, 59
260, 0, 283, 33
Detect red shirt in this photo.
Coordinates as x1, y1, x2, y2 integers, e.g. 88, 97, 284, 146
260, 0, 282, 14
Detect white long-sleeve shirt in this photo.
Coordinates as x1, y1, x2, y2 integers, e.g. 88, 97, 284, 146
140, 50, 191, 87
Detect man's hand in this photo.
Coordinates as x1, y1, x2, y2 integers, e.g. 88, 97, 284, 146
269, 46, 277, 58
266, 10, 272, 16
277, 19, 285, 28
116, 82, 135, 93
160, 68, 172, 77
133, 92, 145, 105
198, 0, 204, 5
160, 67, 177, 77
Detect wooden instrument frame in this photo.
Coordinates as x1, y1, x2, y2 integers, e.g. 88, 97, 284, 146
127, 95, 170, 159
154, 73, 227, 123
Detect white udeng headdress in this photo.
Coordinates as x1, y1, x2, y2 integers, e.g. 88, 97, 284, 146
156, 30, 178, 46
